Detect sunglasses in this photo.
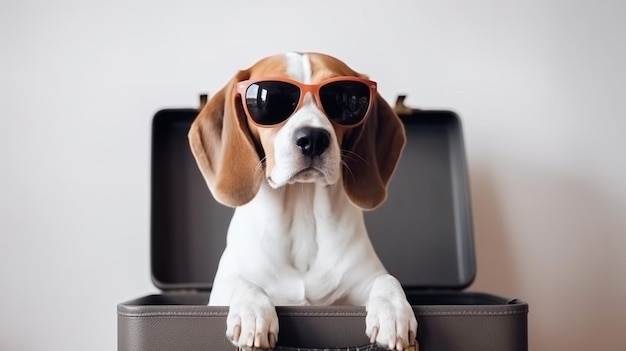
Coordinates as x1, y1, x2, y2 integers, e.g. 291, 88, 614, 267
235, 76, 377, 127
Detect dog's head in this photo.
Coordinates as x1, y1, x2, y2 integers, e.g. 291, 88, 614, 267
189, 52, 406, 209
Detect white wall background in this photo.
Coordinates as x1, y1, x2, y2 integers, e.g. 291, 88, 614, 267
1, 0, 625, 350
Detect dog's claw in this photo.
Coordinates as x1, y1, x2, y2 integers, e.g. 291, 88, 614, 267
396, 338, 404, 350
409, 330, 418, 351
369, 325, 378, 343
246, 332, 254, 347
269, 333, 277, 348
231, 324, 241, 343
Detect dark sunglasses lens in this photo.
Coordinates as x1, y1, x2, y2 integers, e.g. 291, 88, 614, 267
245, 81, 300, 125
319, 81, 371, 125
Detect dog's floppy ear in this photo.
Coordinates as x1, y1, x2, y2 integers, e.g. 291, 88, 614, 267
188, 70, 262, 207
342, 94, 406, 210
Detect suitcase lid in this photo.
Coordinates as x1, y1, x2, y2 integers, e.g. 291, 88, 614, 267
150, 98, 475, 291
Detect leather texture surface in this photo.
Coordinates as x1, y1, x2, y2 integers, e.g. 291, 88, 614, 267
117, 293, 528, 351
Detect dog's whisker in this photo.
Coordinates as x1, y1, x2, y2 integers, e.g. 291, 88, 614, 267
341, 149, 371, 168
340, 159, 356, 184
254, 156, 267, 179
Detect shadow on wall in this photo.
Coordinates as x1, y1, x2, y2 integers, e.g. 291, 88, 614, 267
468, 163, 626, 351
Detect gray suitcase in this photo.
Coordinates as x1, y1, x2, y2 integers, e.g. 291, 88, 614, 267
117, 104, 528, 350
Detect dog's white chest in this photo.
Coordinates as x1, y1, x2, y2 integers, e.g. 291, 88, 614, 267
214, 182, 370, 306
266, 187, 320, 273
287, 216, 318, 273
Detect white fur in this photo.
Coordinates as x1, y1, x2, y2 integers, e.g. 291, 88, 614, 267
209, 52, 417, 350
285, 52, 312, 83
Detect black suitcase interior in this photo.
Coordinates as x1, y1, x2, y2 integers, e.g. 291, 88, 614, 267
118, 104, 528, 351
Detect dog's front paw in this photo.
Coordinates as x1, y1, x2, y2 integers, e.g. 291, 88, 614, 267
365, 276, 418, 351
226, 294, 279, 349
366, 296, 417, 350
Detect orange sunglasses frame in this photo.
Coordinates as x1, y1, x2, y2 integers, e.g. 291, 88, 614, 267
235, 76, 377, 127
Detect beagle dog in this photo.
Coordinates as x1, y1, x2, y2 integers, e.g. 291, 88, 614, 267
188, 52, 417, 351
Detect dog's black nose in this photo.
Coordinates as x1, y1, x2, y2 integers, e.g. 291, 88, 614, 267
294, 127, 331, 158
